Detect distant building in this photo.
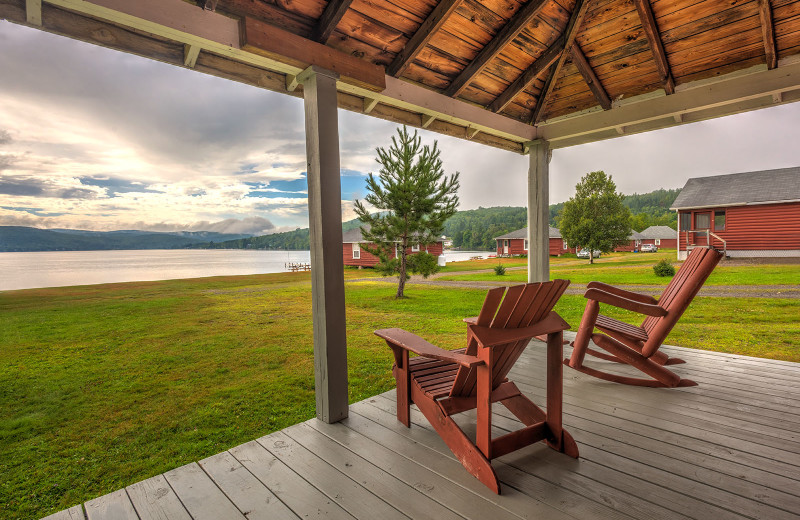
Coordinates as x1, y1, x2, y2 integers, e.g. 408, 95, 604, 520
342, 226, 444, 267
670, 167, 800, 259
613, 231, 645, 252
639, 225, 678, 249
494, 227, 572, 256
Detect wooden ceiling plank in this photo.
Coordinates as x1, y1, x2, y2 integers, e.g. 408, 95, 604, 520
532, 0, 592, 124
633, 0, 675, 94
757, 0, 778, 69
241, 16, 386, 91
314, 0, 355, 43
570, 43, 612, 109
387, 0, 464, 77
443, 0, 550, 98
489, 34, 565, 113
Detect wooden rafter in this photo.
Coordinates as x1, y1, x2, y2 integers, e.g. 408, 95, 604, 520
387, 0, 464, 77
314, 0, 354, 43
489, 34, 565, 113
531, 0, 591, 124
570, 44, 611, 110
757, 0, 778, 69
633, 0, 674, 94
444, 0, 549, 98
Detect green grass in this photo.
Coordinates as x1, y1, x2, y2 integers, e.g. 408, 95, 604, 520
1, 267, 798, 519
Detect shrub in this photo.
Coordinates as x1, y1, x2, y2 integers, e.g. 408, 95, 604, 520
494, 264, 506, 276
654, 258, 676, 277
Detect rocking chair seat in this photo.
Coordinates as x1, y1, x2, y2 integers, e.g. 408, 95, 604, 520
594, 315, 648, 342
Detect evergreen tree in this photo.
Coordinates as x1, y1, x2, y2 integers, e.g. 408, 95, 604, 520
354, 126, 460, 298
559, 171, 632, 263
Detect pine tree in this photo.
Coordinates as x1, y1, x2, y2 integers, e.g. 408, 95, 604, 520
354, 126, 460, 298
559, 171, 632, 264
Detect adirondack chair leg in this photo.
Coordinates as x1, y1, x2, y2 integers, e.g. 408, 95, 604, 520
569, 300, 599, 369
389, 346, 411, 427
411, 383, 501, 494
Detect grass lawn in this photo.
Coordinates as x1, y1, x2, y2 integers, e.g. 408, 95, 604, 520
1, 267, 798, 519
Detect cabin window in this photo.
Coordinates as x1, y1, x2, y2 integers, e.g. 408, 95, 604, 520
695, 212, 711, 229
524, 239, 528, 250
352, 243, 360, 259
394, 245, 398, 258
714, 210, 726, 231
411, 244, 420, 252
679, 213, 691, 231
655, 239, 661, 245
563, 240, 568, 249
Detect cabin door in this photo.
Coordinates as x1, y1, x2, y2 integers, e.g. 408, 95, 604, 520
694, 212, 712, 246
503, 240, 509, 254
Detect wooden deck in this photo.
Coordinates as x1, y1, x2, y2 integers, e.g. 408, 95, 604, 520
45, 334, 800, 520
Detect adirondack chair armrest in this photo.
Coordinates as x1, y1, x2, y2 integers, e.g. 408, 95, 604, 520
584, 288, 667, 317
468, 312, 570, 348
375, 328, 484, 368
463, 316, 478, 325
586, 281, 658, 305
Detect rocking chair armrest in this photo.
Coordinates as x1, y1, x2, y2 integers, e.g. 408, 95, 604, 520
584, 288, 667, 317
586, 281, 658, 305
468, 312, 570, 348
375, 328, 484, 368
463, 316, 478, 325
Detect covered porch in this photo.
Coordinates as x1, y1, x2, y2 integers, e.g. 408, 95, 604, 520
48, 334, 800, 519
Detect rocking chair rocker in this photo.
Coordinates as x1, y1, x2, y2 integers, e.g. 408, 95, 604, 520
376, 280, 578, 494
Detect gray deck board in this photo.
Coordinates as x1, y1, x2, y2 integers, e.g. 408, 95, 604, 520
45, 338, 800, 520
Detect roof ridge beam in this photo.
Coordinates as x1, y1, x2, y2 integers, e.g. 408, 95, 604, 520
757, 0, 778, 70
387, 0, 464, 77
314, 0, 354, 44
633, 0, 674, 94
531, 0, 592, 124
570, 43, 611, 110
444, 0, 549, 98
489, 34, 565, 113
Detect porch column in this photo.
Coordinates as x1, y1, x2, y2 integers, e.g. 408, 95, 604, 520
299, 65, 348, 423
527, 139, 550, 283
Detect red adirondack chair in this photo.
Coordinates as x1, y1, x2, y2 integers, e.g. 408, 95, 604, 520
566, 247, 723, 387
375, 280, 578, 494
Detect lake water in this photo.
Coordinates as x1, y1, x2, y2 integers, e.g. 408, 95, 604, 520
0, 249, 493, 291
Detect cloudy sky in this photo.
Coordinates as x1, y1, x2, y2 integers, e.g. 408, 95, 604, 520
1, 20, 799, 235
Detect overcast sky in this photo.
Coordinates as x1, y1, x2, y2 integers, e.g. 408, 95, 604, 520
2, 20, 799, 234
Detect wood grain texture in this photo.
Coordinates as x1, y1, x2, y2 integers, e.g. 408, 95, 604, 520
388, 0, 464, 77
127, 474, 192, 520
84, 489, 138, 520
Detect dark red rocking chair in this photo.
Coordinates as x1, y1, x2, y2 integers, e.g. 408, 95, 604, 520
566, 247, 723, 387
375, 280, 578, 494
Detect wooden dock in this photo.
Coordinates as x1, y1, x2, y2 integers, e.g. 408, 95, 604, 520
45, 335, 800, 519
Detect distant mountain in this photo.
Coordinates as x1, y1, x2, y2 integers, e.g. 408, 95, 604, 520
0, 226, 253, 252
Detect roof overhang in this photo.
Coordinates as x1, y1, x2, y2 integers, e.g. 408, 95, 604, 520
671, 199, 800, 211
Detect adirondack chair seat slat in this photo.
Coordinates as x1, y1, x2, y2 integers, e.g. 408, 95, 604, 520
566, 247, 723, 387
377, 281, 578, 494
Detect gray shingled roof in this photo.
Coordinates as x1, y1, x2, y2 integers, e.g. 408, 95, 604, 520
670, 167, 800, 210
494, 227, 562, 240
639, 225, 677, 239
342, 225, 441, 243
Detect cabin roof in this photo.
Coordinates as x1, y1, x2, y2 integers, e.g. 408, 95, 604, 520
342, 225, 443, 244
639, 225, 677, 239
495, 226, 561, 240
670, 167, 800, 210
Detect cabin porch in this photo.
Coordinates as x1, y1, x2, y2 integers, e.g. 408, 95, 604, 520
45, 333, 800, 520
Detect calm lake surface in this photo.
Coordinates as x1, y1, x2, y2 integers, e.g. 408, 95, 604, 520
0, 249, 492, 291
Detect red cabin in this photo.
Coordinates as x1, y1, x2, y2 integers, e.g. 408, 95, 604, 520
639, 225, 678, 249
494, 227, 572, 256
342, 226, 444, 267
671, 168, 800, 260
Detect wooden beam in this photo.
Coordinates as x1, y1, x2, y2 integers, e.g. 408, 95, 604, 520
242, 16, 385, 92
203, 0, 217, 11
444, 0, 549, 98
184, 43, 201, 68
299, 65, 349, 424
286, 73, 300, 92
489, 35, 564, 113
570, 43, 611, 110
757, 0, 778, 70
387, 0, 463, 77
467, 126, 480, 139
633, 0, 674, 94
26, 0, 42, 25
532, 0, 592, 124
363, 97, 378, 113
314, 0, 354, 44
530, 62, 559, 124
421, 114, 436, 128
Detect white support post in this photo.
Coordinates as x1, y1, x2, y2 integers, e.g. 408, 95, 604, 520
527, 139, 550, 283
299, 65, 349, 424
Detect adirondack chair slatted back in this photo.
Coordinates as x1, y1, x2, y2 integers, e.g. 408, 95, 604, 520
641, 247, 722, 357
449, 280, 569, 398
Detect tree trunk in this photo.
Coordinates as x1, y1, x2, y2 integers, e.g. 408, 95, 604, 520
589, 251, 594, 264
397, 247, 407, 298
